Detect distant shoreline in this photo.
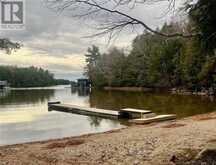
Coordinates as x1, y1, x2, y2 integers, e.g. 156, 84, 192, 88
104, 86, 155, 92
103, 86, 216, 97
9, 85, 71, 90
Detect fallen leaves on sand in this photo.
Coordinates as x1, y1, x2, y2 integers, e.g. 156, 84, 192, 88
208, 139, 216, 143
162, 123, 186, 128
29, 153, 59, 164
45, 139, 85, 149
191, 113, 216, 121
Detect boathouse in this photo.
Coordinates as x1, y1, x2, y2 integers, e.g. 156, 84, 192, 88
77, 79, 90, 88
0, 81, 8, 89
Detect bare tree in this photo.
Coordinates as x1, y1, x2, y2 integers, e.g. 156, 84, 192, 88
45, 0, 199, 39
0, 38, 21, 54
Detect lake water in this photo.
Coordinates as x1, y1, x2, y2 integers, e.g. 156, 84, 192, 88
0, 86, 216, 145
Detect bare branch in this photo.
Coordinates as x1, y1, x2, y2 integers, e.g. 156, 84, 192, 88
45, 0, 200, 39
0, 38, 21, 54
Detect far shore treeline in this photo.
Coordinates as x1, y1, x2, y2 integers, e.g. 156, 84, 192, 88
0, 66, 70, 87
83, 1, 216, 93
84, 0, 216, 93
85, 27, 216, 91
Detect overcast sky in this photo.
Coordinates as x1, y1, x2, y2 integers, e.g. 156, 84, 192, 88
0, 0, 182, 80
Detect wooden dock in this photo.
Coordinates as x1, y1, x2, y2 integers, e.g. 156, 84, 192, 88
119, 108, 152, 118
49, 104, 120, 119
48, 102, 177, 123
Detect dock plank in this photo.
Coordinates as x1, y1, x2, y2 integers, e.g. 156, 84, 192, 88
49, 104, 120, 118
120, 108, 152, 118
120, 108, 151, 114
130, 114, 177, 124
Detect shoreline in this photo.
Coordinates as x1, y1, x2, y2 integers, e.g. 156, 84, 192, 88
103, 86, 216, 97
0, 112, 216, 164
104, 86, 155, 92
0, 127, 127, 148
9, 85, 71, 90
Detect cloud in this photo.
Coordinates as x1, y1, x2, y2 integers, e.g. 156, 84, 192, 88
0, 48, 86, 80
0, 0, 182, 80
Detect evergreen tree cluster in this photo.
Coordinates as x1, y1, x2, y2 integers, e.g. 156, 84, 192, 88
84, 0, 216, 91
0, 66, 70, 87
85, 26, 216, 90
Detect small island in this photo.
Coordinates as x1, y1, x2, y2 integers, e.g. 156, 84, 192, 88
0, 66, 70, 88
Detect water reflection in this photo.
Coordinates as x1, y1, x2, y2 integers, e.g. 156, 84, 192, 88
0, 112, 123, 145
0, 87, 124, 145
78, 88, 90, 97
89, 90, 216, 117
0, 89, 54, 106
87, 116, 103, 127
71, 87, 77, 94
1, 88, 216, 118
1, 86, 216, 145
0, 90, 10, 98
71, 87, 91, 97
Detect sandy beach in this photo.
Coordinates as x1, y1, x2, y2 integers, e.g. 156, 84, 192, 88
0, 112, 216, 165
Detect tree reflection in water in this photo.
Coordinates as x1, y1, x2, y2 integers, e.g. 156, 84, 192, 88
0, 89, 54, 105
78, 88, 90, 97
89, 89, 216, 118
71, 87, 90, 97
0, 89, 10, 98
88, 116, 103, 128
87, 116, 122, 128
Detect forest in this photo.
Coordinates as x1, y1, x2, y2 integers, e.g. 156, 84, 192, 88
0, 66, 70, 87
84, 0, 216, 92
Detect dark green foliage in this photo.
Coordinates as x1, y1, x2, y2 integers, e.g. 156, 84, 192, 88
85, 45, 100, 66
0, 66, 70, 87
189, 0, 216, 51
127, 27, 183, 88
84, 45, 128, 87
85, 22, 216, 90
55, 79, 71, 85
84, 45, 106, 87
84, 0, 216, 90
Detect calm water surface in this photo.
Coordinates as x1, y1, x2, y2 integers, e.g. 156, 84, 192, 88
0, 86, 216, 145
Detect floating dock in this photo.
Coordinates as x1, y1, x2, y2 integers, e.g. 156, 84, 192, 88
49, 104, 120, 119
119, 108, 152, 118
48, 102, 177, 123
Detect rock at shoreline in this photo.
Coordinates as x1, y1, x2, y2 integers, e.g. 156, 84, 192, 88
194, 142, 216, 164
173, 142, 216, 165
171, 87, 216, 96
